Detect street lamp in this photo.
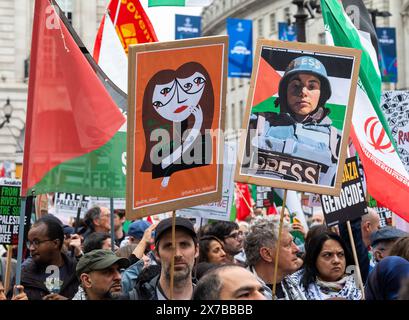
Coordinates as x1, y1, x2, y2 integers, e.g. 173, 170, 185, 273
368, 9, 392, 28
292, 0, 321, 43
0, 98, 13, 129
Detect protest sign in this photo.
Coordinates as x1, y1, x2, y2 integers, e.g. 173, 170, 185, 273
0, 179, 29, 245
320, 157, 367, 226
177, 143, 236, 221
127, 36, 228, 218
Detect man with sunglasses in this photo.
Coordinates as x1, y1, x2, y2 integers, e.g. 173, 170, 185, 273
18, 215, 79, 300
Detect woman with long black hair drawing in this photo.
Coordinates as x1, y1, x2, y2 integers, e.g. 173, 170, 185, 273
140, 62, 214, 188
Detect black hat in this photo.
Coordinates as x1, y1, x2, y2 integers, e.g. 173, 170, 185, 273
76, 249, 130, 277
370, 226, 408, 247
154, 217, 197, 245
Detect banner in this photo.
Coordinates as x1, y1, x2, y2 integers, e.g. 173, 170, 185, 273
175, 14, 201, 39
177, 143, 236, 221
320, 157, 368, 227
53, 192, 126, 224
278, 22, 297, 42
376, 27, 397, 83
227, 18, 252, 78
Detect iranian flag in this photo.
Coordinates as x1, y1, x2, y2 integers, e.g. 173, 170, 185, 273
94, 0, 158, 93
322, 0, 409, 222
22, 0, 126, 197
148, 0, 213, 6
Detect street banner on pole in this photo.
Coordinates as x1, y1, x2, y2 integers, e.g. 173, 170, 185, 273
227, 18, 252, 78
376, 27, 397, 83
175, 14, 201, 39
278, 22, 297, 42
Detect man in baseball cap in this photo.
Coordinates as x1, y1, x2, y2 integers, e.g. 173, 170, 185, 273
73, 249, 129, 300
127, 216, 198, 300
371, 226, 408, 263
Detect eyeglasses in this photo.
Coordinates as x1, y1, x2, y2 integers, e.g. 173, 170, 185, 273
225, 231, 244, 240
26, 239, 54, 248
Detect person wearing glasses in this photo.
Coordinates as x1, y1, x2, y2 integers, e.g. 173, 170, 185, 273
18, 215, 79, 300
204, 221, 245, 265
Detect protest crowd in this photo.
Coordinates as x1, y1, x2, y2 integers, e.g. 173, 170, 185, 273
1, 0, 409, 305
1, 203, 409, 301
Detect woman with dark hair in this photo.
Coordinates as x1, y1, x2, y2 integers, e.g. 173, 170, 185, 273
141, 62, 214, 188
197, 235, 228, 264
286, 231, 361, 300
198, 236, 228, 264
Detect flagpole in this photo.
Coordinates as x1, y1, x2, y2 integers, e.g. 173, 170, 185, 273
15, 196, 28, 286
272, 189, 287, 299
112, 0, 122, 28
4, 245, 13, 293
110, 198, 115, 251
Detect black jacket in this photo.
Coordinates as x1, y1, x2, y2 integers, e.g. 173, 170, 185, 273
18, 252, 79, 300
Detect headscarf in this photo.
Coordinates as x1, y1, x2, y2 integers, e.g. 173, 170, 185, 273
365, 256, 409, 300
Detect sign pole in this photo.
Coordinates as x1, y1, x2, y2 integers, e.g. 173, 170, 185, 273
235, 184, 254, 214
169, 210, 176, 300
4, 245, 12, 293
346, 220, 365, 299
272, 189, 287, 298
110, 198, 115, 251
15, 196, 27, 286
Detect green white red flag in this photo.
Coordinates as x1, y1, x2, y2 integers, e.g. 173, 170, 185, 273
322, 0, 409, 222
22, 0, 126, 197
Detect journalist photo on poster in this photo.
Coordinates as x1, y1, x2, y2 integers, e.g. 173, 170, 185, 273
236, 40, 361, 196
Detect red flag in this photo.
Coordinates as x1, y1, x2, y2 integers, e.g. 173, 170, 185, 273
22, 0, 125, 196
94, 0, 158, 58
235, 183, 252, 221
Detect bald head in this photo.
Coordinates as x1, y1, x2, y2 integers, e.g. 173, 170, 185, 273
361, 208, 380, 247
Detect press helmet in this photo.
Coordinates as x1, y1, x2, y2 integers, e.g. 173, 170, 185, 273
278, 56, 332, 113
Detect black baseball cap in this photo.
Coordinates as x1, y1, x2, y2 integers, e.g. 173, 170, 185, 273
154, 217, 197, 245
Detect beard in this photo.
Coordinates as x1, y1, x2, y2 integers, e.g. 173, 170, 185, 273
165, 263, 192, 282
101, 282, 123, 300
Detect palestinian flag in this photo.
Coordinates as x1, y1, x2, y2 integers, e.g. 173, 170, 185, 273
322, 0, 409, 222
94, 0, 158, 93
148, 0, 213, 6
251, 46, 355, 131
22, 0, 126, 198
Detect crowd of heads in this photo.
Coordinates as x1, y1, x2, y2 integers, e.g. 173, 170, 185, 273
1, 202, 409, 302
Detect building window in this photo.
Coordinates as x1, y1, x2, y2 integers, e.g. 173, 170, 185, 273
318, 32, 326, 45
284, 7, 291, 24
270, 13, 276, 34
257, 18, 264, 38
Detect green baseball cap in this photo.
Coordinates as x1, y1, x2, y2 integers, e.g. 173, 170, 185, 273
76, 249, 130, 277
